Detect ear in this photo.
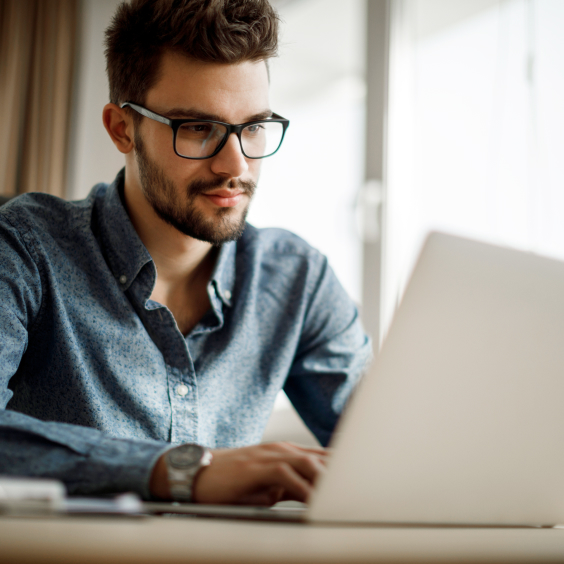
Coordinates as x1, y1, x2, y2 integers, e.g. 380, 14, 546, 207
103, 103, 135, 154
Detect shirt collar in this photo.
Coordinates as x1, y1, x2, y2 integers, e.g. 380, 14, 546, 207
95, 168, 153, 292
209, 239, 236, 308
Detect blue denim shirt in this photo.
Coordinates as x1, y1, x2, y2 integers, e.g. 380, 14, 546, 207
0, 170, 371, 498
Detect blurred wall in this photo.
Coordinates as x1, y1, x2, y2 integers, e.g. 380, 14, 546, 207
67, 0, 124, 200
249, 0, 366, 304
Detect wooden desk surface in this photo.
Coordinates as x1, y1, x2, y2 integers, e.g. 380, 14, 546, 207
2, 515, 564, 564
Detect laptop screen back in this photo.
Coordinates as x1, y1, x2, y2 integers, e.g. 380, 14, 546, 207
309, 232, 564, 525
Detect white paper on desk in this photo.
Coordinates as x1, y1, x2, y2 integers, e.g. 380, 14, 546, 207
0, 476, 142, 516
0, 476, 66, 513
63, 493, 143, 514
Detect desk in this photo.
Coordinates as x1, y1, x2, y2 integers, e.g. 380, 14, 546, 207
2, 516, 564, 564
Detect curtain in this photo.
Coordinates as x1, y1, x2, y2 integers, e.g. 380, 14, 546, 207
0, 0, 78, 199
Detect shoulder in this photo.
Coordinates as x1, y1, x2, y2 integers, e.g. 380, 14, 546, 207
0, 185, 105, 240
234, 224, 330, 298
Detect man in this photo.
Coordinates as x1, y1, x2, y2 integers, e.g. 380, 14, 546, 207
0, 0, 370, 505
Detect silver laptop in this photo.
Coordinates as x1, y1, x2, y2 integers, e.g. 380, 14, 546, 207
147, 232, 564, 526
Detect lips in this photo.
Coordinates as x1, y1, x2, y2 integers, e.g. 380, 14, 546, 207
205, 189, 243, 198
202, 189, 245, 208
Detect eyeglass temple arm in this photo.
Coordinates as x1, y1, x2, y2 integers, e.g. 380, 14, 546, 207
120, 102, 172, 126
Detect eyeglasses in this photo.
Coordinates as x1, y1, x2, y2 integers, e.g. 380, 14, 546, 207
120, 102, 289, 160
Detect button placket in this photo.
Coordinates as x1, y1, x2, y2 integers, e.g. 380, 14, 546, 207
144, 302, 200, 444
169, 366, 199, 444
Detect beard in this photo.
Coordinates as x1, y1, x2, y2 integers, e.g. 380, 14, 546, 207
134, 131, 256, 246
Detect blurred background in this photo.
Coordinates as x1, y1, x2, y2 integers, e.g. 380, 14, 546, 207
1, 0, 563, 446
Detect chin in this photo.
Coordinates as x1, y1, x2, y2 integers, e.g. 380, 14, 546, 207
175, 205, 249, 245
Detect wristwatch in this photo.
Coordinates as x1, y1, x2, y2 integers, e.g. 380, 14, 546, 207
164, 443, 213, 502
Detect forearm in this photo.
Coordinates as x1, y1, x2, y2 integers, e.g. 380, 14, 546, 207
1, 409, 169, 498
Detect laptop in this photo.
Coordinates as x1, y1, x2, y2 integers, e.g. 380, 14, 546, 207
145, 232, 564, 526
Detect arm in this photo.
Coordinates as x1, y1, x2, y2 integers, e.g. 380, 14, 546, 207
284, 256, 372, 446
1, 409, 169, 497
0, 217, 169, 498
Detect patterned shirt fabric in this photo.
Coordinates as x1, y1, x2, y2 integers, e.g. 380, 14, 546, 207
0, 169, 371, 499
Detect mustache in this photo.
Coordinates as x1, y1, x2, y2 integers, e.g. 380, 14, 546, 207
187, 177, 256, 197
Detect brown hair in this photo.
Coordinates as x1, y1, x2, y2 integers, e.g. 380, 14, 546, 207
105, 0, 279, 106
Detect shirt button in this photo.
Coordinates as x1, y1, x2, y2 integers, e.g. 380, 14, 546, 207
119, 275, 127, 284
176, 384, 189, 397
224, 290, 232, 300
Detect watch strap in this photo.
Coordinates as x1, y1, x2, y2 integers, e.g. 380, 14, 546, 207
165, 444, 212, 503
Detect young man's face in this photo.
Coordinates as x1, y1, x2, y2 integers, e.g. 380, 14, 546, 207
133, 51, 270, 245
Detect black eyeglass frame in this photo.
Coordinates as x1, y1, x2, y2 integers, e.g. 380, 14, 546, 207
120, 102, 290, 160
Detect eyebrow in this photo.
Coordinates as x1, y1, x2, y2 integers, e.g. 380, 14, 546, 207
161, 107, 274, 123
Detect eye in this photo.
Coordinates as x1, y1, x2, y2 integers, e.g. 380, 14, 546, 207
244, 124, 265, 135
186, 123, 213, 134
178, 122, 223, 139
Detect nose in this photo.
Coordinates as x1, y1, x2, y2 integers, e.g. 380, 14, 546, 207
210, 133, 249, 179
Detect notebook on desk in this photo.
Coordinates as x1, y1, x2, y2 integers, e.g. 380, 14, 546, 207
145, 232, 564, 526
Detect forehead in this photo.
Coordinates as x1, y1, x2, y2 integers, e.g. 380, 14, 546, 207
145, 51, 270, 120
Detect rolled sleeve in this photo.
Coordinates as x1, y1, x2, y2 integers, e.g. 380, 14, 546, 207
0, 410, 170, 499
0, 209, 169, 499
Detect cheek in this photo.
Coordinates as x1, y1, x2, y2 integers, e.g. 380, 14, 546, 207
173, 158, 210, 187
156, 131, 178, 164
145, 125, 199, 177
140, 122, 175, 164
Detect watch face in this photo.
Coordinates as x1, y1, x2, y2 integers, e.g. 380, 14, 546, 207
168, 444, 204, 469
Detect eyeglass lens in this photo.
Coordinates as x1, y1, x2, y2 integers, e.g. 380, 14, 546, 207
175, 121, 284, 158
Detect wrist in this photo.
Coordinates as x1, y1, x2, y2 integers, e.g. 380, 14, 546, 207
151, 444, 213, 502
149, 453, 171, 499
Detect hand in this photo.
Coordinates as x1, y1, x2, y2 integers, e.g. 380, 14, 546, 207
150, 442, 329, 506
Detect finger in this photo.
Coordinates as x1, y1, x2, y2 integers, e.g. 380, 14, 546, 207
237, 486, 285, 506
277, 453, 326, 484
262, 442, 330, 460
265, 441, 327, 451
288, 444, 330, 456
278, 444, 332, 468
255, 444, 330, 473
254, 462, 313, 502
296, 447, 332, 463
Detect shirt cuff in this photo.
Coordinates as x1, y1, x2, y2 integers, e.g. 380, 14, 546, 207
69, 437, 173, 500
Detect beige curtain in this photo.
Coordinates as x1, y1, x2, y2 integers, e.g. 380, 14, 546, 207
0, 0, 78, 199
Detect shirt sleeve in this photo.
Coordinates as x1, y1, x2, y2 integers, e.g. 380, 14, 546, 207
0, 216, 169, 498
284, 255, 373, 447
